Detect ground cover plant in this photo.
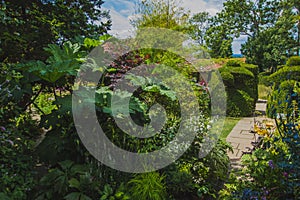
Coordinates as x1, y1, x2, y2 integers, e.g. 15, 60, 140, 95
1, 0, 300, 199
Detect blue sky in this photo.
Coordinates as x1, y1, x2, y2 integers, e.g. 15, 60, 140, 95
102, 0, 246, 54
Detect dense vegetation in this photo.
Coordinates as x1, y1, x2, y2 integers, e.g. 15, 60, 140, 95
0, 0, 299, 199
219, 60, 259, 117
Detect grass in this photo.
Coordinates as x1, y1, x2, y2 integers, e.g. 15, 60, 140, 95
220, 117, 241, 139
258, 84, 272, 100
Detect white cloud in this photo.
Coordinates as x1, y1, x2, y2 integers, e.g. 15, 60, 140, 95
106, 8, 135, 38
103, 0, 226, 39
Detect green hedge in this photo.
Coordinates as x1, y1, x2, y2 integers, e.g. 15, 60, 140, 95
267, 56, 300, 118
225, 60, 242, 67
286, 56, 300, 66
269, 66, 300, 87
219, 63, 259, 117
258, 71, 272, 86
226, 89, 255, 117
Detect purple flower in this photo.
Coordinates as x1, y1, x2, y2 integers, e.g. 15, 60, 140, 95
283, 172, 288, 178
0, 126, 6, 132
268, 160, 274, 169
6, 139, 14, 146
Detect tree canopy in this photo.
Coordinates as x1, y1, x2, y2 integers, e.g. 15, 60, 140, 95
203, 0, 300, 70
132, 0, 191, 32
0, 0, 111, 63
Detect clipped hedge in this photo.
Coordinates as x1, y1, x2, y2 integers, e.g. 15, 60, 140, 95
226, 89, 255, 117
267, 57, 300, 118
269, 66, 300, 87
258, 71, 272, 86
225, 59, 242, 67
286, 56, 300, 66
219, 63, 259, 117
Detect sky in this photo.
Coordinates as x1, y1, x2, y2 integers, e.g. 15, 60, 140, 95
102, 0, 246, 54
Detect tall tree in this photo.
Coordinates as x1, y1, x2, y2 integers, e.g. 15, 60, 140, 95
0, 0, 111, 63
283, 0, 300, 55
205, 13, 233, 58
132, 0, 190, 32
189, 12, 210, 46
212, 0, 300, 71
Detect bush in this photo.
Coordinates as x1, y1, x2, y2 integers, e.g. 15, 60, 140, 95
220, 71, 234, 86
286, 56, 300, 66
225, 59, 242, 67
269, 66, 300, 87
227, 90, 255, 117
267, 63, 300, 118
0, 113, 38, 199
219, 64, 259, 117
258, 71, 272, 86
267, 80, 296, 118
128, 172, 167, 200
220, 81, 300, 199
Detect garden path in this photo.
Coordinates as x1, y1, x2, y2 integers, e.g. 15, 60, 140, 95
226, 100, 271, 170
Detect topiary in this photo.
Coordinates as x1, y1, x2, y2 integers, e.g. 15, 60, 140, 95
227, 89, 254, 117
220, 71, 234, 86
219, 63, 258, 117
286, 56, 300, 66
225, 59, 242, 67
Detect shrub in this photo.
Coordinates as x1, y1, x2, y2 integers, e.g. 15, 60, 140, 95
220, 71, 234, 86
227, 89, 254, 117
225, 59, 242, 67
128, 172, 167, 200
0, 113, 38, 199
269, 66, 300, 87
267, 64, 300, 118
219, 64, 259, 117
244, 63, 259, 77
220, 81, 300, 199
258, 71, 272, 86
286, 56, 300, 66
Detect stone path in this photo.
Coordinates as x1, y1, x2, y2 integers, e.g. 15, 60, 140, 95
226, 99, 269, 170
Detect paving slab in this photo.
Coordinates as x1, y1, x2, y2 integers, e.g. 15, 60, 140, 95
226, 100, 271, 171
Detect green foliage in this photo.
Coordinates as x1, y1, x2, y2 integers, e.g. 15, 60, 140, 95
0, 112, 38, 199
20, 41, 82, 83
164, 164, 195, 197
225, 59, 242, 67
258, 71, 273, 86
0, 23, 232, 200
211, 0, 298, 70
128, 172, 167, 200
189, 12, 210, 45
286, 56, 300, 66
219, 63, 259, 117
205, 20, 233, 58
258, 84, 272, 100
132, 0, 191, 32
35, 160, 98, 199
220, 71, 234, 86
269, 66, 300, 85
0, 0, 111, 62
267, 62, 300, 117
34, 92, 56, 115
222, 81, 300, 199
